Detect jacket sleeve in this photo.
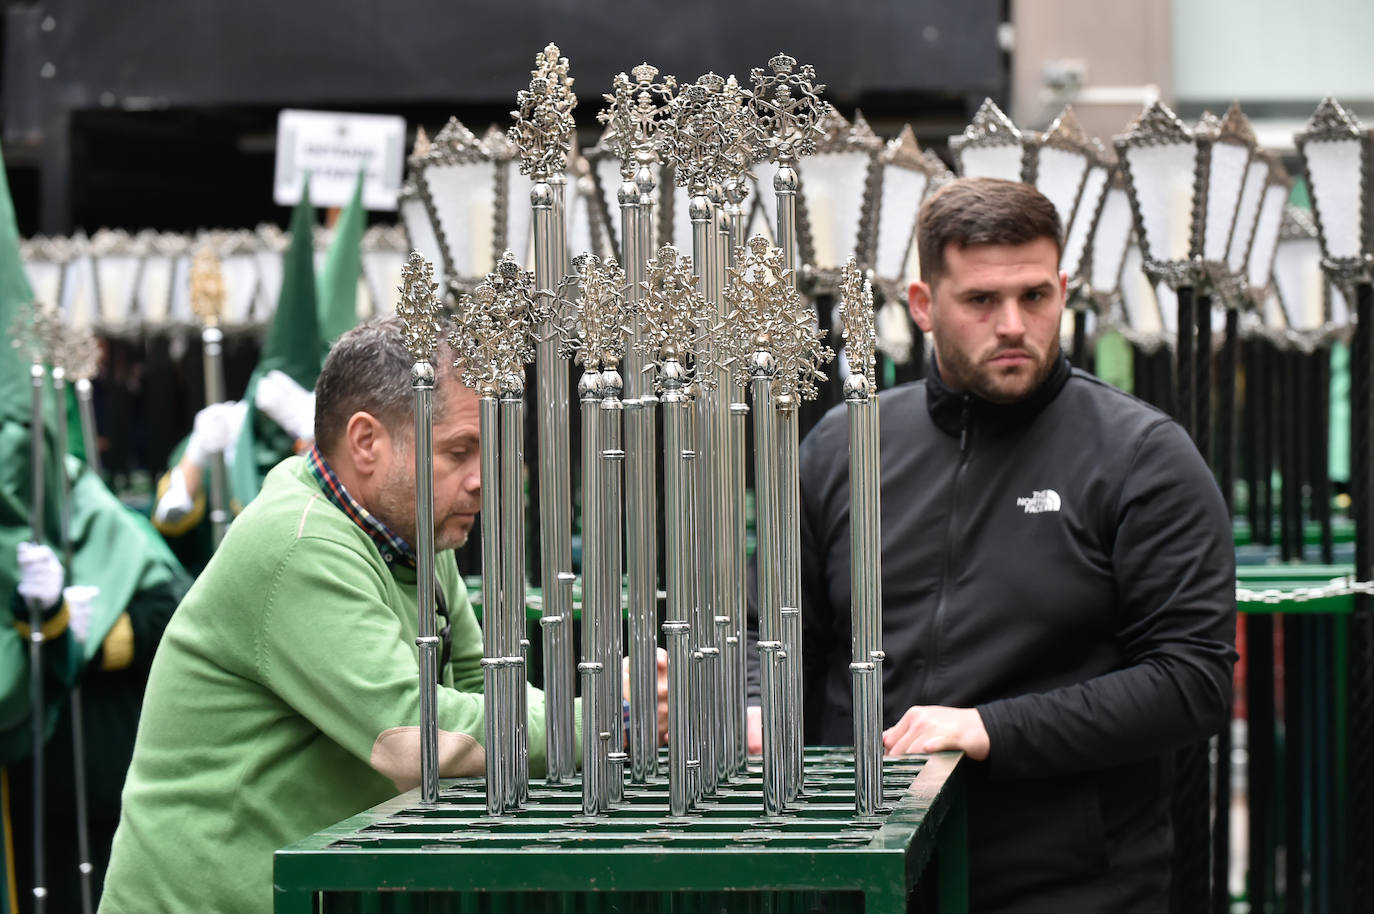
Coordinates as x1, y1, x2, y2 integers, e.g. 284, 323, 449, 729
976, 419, 1237, 779
99, 578, 183, 674
253, 536, 563, 786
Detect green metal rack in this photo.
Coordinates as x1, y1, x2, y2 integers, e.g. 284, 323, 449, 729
275, 749, 967, 914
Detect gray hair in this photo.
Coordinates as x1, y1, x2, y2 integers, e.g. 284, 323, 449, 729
313, 315, 456, 454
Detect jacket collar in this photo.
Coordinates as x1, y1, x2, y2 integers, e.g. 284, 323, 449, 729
925, 352, 1072, 438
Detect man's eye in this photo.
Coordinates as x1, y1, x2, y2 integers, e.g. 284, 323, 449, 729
1024, 290, 1044, 302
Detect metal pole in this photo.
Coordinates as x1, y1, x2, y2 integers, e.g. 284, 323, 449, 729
623, 158, 660, 783
664, 621, 692, 817
846, 372, 884, 817
27, 362, 48, 914
751, 351, 785, 815
479, 394, 505, 815
411, 362, 440, 804
579, 369, 605, 812
1176, 283, 1197, 439
1195, 293, 1213, 465
600, 367, 627, 803
51, 366, 94, 914
74, 378, 101, 476
202, 325, 230, 547
500, 384, 528, 807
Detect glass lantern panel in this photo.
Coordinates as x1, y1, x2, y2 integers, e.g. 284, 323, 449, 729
1302, 138, 1364, 260
1246, 185, 1288, 294
400, 194, 447, 293
504, 168, 535, 269
61, 254, 97, 330
362, 250, 407, 322
958, 144, 1023, 182
137, 255, 173, 325
874, 166, 928, 279
26, 261, 64, 318
424, 160, 497, 280
1273, 236, 1326, 332
1203, 140, 1250, 263
595, 157, 625, 254
1034, 146, 1089, 236
1226, 159, 1269, 274
95, 255, 141, 329
1329, 280, 1351, 325
1119, 243, 1164, 336
1062, 164, 1108, 278
1124, 142, 1197, 263
803, 150, 872, 271
1090, 186, 1134, 295
220, 255, 259, 327
168, 254, 193, 325
254, 247, 283, 322
567, 179, 595, 261
1261, 290, 1289, 330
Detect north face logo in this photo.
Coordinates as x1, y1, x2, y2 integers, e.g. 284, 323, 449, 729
1016, 489, 1062, 514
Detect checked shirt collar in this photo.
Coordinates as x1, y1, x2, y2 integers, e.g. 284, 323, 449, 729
305, 444, 418, 570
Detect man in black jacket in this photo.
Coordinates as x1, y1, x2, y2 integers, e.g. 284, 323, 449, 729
747, 177, 1236, 912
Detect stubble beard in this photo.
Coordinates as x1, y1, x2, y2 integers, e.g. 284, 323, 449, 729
940, 339, 1058, 404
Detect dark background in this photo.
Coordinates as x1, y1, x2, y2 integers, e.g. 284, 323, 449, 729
2, 0, 1008, 236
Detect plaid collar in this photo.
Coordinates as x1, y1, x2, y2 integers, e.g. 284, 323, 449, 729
306, 444, 417, 570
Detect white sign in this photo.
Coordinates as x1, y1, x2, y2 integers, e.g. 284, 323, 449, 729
274, 109, 406, 212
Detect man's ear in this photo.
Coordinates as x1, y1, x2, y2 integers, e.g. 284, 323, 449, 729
344, 411, 389, 475
908, 280, 935, 334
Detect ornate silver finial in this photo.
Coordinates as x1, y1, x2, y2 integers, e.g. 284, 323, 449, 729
509, 43, 578, 180
64, 324, 102, 382
747, 53, 827, 163
396, 252, 444, 362
1298, 96, 1365, 141
449, 251, 540, 393
882, 124, 925, 169
189, 248, 226, 327
1117, 100, 1192, 147
9, 300, 56, 366
725, 234, 832, 399
599, 62, 678, 177
426, 116, 489, 165
571, 253, 630, 371
838, 256, 876, 382
1039, 106, 1091, 151
661, 72, 753, 190
949, 98, 1022, 158
638, 243, 710, 387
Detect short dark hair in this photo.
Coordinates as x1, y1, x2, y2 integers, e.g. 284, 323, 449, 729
313, 315, 456, 454
917, 177, 1063, 286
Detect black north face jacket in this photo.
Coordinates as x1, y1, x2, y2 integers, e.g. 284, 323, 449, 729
749, 355, 1236, 913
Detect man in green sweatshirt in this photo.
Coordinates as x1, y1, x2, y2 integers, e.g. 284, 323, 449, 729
99, 316, 567, 914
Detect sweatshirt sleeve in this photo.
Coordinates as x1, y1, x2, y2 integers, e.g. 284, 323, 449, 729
976, 419, 1237, 779
253, 536, 566, 788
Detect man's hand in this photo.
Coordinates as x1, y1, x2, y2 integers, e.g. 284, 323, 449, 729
64, 585, 100, 642
746, 704, 762, 755
622, 648, 670, 745
882, 706, 990, 760
255, 369, 316, 444
184, 400, 247, 466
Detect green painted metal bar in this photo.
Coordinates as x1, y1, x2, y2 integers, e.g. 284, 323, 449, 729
276, 750, 965, 914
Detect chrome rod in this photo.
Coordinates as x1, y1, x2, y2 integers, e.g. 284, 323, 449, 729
478, 395, 503, 814
664, 620, 692, 816
201, 326, 230, 548
600, 368, 626, 804
27, 363, 48, 914
411, 363, 439, 805
74, 378, 101, 476
500, 386, 528, 806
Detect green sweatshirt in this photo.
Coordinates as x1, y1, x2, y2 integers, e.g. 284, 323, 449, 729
100, 456, 566, 914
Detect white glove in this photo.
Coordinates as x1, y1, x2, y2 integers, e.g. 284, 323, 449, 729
154, 464, 195, 525
64, 585, 100, 643
184, 400, 247, 465
16, 542, 64, 609
255, 369, 316, 443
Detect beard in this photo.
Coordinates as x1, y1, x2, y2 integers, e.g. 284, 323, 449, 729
937, 337, 1059, 404
372, 459, 471, 554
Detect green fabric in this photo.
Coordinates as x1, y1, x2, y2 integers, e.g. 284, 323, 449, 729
1330, 341, 1350, 483
227, 188, 322, 509
101, 456, 571, 914
317, 170, 365, 352
0, 143, 38, 427
1, 453, 186, 765
1092, 330, 1134, 394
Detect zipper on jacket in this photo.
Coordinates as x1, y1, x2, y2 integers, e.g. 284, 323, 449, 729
919, 397, 971, 705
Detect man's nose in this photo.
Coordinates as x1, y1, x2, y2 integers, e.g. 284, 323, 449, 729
994, 298, 1026, 338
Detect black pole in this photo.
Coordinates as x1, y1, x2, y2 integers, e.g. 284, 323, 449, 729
1196, 293, 1214, 466
1072, 308, 1088, 370
1247, 612, 1276, 913
1219, 309, 1239, 517
1244, 339, 1260, 540
1177, 284, 1197, 438
1258, 341, 1276, 547
1347, 279, 1374, 913
1314, 350, 1335, 565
